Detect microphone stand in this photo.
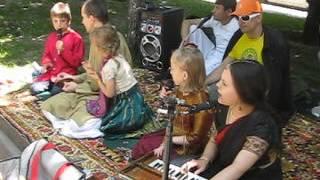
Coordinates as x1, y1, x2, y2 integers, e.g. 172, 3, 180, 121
179, 15, 212, 49
162, 99, 176, 180
179, 25, 199, 48
159, 97, 216, 179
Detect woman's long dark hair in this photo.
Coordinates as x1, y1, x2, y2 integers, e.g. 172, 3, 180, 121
229, 60, 268, 108
228, 60, 281, 124
228, 60, 282, 159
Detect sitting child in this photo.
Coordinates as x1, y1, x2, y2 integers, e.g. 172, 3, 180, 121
18, 2, 84, 102
83, 24, 153, 136
132, 47, 214, 162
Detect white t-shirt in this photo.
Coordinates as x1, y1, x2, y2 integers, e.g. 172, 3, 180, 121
190, 17, 239, 75
101, 55, 137, 94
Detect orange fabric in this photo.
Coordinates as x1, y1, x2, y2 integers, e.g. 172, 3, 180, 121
172, 89, 214, 155
232, 0, 263, 16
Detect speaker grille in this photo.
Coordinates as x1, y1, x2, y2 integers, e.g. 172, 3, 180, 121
137, 7, 184, 72
140, 34, 161, 62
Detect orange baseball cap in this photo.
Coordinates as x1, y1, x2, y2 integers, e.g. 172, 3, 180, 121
232, 0, 263, 16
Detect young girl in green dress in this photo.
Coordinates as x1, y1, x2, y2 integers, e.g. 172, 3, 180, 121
83, 24, 153, 136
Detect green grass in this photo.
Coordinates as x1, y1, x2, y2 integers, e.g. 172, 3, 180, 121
263, 13, 304, 31
0, 1, 85, 66
263, 13, 305, 41
156, 0, 213, 17
108, 0, 130, 33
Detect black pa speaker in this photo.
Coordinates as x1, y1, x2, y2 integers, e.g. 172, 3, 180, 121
138, 6, 184, 72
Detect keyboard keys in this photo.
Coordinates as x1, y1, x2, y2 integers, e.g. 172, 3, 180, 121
148, 159, 207, 180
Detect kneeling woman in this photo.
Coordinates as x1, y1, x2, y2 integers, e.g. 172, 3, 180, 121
84, 25, 153, 135
181, 60, 282, 179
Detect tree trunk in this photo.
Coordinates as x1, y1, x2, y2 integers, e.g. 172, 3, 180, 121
128, 0, 143, 64
303, 0, 320, 46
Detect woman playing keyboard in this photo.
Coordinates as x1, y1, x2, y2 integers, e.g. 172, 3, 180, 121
181, 60, 282, 180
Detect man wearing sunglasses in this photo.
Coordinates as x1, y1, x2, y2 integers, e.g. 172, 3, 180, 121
181, 0, 239, 76
206, 0, 293, 127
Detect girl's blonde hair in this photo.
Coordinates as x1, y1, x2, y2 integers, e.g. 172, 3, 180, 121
89, 24, 120, 56
171, 47, 206, 92
50, 2, 72, 21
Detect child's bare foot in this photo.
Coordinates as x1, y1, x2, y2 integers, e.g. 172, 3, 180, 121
20, 95, 38, 102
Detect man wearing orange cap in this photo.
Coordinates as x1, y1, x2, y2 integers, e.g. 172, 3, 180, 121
206, 0, 293, 127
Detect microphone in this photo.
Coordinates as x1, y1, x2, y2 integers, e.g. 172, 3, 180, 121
157, 98, 216, 115
196, 14, 212, 29
188, 100, 217, 114
167, 96, 177, 115
162, 96, 186, 106
157, 97, 187, 115
57, 28, 63, 40
57, 28, 63, 55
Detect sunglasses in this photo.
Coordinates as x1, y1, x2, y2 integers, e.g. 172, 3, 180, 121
238, 13, 261, 22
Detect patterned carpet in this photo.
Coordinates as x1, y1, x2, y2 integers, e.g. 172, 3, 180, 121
0, 68, 319, 179
282, 114, 320, 179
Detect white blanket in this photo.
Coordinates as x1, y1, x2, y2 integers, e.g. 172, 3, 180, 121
0, 63, 35, 96
42, 110, 104, 139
